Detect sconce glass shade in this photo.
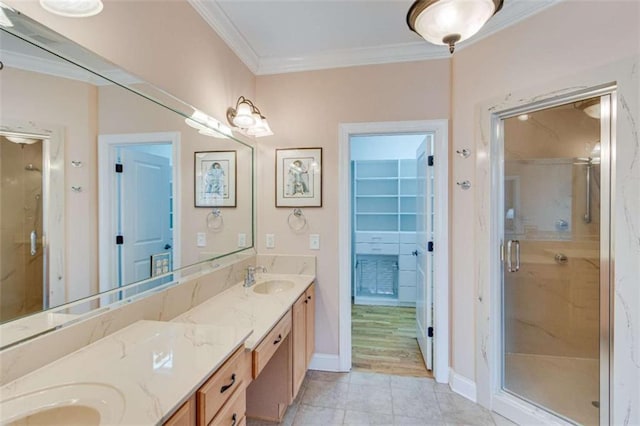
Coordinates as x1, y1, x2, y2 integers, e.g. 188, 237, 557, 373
185, 110, 209, 131
232, 101, 256, 128
247, 118, 273, 137
200, 117, 233, 139
39, 0, 103, 17
583, 101, 601, 119
407, 0, 503, 53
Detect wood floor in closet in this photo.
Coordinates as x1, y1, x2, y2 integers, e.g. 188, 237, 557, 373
351, 304, 432, 378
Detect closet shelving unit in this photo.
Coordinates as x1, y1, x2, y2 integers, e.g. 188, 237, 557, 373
352, 159, 418, 306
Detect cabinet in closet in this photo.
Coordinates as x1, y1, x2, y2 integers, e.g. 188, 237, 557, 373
352, 160, 418, 306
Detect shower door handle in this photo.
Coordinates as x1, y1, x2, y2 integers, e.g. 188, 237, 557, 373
30, 230, 37, 256
506, 240, 520, 273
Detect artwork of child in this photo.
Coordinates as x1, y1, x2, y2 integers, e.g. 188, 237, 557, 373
204, 162, 225, 197
287, 159, 309, 196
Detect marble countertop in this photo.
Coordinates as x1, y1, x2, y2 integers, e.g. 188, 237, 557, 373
172, 273, 315, 350
0, 320, 252, 425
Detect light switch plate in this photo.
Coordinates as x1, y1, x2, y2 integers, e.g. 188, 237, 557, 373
197, 232, 206, 247
265, 234, 275, 249
238, 233, 247, 247
309, 234, 320, 250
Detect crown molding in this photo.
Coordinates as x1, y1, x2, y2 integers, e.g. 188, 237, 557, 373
187, 0, 259, 74
257, 41, 450, 75
190, 0, 562, 76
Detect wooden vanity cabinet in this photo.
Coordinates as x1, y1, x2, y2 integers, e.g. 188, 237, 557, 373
162, 346, 251, 426
292, 283, 315, 399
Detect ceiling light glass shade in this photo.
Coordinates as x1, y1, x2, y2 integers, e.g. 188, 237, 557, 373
40, 0, 104, 17
583, 102, 601, 119
232, 101, 256, 128
407, 0, 503, 53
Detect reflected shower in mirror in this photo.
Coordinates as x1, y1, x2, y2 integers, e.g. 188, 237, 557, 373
0, 8, 254, 339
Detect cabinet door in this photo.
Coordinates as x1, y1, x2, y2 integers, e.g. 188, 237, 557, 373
305, 284, 315, 368
164, 395, 196, 426
292, 293, 307, 399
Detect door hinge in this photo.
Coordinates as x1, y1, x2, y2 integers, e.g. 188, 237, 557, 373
428, 241, 434, 252
116, 235, 124, 245
428, 326, 434, 338
115, 163, 123, 173
428, 155, 434, 166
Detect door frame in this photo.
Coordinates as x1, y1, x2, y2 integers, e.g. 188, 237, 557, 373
98, 132, 181, 294
337, 120, 449, 383
487, 86, 615, 425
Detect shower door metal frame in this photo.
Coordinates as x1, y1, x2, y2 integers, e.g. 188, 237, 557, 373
490, 85, 615, 425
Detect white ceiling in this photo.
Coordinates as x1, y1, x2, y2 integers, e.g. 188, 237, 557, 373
188, 0, 561, 75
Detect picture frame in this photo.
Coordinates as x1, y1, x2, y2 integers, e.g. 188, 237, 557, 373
194, 150, 237, 207
275, 147, 322, 207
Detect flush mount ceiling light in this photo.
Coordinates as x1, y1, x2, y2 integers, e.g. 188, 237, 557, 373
227, 96, 273, 138
407, 0, 504, 54
40, 0, 103, 18
576, 98, 601, 119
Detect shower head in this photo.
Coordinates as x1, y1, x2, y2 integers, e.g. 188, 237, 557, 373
25, 164, 41, 172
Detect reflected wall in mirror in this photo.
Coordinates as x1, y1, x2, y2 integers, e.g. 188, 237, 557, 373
0, 9, 254, 328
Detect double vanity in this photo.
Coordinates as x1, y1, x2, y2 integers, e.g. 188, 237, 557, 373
0, 271, 316, 425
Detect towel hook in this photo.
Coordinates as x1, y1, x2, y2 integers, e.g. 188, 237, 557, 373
207, 208, 224, 231
287, 208, 307, 232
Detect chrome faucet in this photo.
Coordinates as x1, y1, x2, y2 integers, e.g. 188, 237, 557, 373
244, 265, 266, 287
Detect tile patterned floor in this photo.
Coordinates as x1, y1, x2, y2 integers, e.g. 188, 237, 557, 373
247, 371, 516, 426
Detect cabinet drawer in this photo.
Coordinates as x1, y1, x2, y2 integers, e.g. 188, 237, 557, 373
209, 387, 246, 426
399, 243, 417, 255
197, 346, 251, 426
398, 254, 416, 270
252, 311, 292, 378
355, 243, 399, 255
354, 232, 399, 244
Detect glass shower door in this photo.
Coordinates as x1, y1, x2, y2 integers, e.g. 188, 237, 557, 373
0, 135, 45, 321
501, 95, 607, 425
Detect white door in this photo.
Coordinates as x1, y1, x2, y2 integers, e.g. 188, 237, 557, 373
416, 136, 435, 370
118, 149, 172, 287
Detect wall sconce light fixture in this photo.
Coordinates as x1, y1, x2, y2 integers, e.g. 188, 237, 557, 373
407, 0, 503, 54
227, 96, 273, 137
40, 0, 104, 17
185, 110, 232, 139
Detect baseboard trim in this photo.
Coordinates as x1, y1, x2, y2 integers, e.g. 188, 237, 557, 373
309, 353, 343, 372
449, 369, 477, 403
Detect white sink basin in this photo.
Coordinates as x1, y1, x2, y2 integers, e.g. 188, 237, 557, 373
252, 280, 295, 295
1, 383, 125, 425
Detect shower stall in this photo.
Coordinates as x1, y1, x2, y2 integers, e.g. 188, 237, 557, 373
499, 92, 611, 425
0, 134, 45, 321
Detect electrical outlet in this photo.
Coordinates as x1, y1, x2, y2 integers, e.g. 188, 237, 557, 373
309, 234, 320, 250
237, 233, 247, 248
265, 234, 275, 249
197, 232, 206, 247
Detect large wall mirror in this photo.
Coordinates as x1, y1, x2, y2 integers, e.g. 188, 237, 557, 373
0, 7, 254, 348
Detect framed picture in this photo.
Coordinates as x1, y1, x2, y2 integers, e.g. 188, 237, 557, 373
194, 150, 236, 207
276, 147, 322, 207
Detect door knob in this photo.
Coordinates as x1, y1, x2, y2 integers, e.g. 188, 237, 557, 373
164, 244, 172, 250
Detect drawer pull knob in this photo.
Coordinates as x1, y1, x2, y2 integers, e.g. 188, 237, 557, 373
231, 413, 237, 426
220, 373, 236, 393
274, 333, 282, 345
307, 295, 312, 300
304, 299, 308, 304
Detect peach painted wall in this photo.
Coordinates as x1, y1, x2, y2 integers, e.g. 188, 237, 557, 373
3, 0, 255, 133
255, 60, 451, 355
451, 1, 639, 422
